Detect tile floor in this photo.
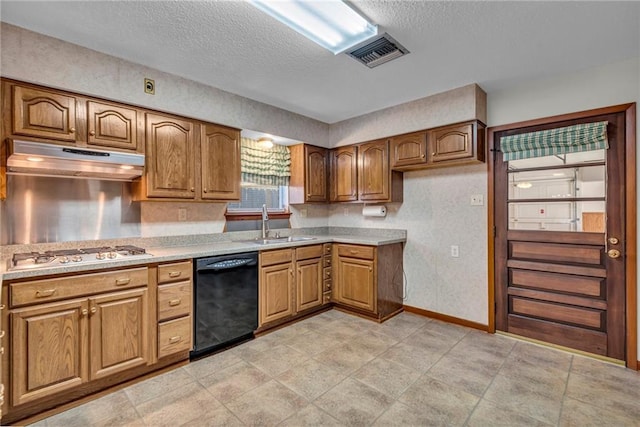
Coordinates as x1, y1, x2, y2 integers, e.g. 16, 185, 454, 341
29, 310, 640, 426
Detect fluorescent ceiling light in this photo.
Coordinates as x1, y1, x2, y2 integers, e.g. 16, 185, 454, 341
248, 0, 378, 54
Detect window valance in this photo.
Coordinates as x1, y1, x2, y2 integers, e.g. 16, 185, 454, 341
241, 137, 291, 186
500, 121, 608, 161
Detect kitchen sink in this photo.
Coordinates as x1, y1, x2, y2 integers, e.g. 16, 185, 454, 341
240, 236, 317, 245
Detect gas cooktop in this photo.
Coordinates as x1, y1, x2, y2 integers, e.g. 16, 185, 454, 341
9, 245, 153, 271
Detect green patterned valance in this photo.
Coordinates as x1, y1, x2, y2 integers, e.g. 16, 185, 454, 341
241, 137, 290, 186
500, 121, 608, 161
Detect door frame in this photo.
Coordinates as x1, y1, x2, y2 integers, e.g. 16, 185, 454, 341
487, 103, 637, 369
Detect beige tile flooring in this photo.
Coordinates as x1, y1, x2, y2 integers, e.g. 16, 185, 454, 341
30, 310, 640, 426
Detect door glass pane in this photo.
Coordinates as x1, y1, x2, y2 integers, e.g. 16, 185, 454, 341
508, 165, 605, 200
507, 149, 606, 232
509, 201, 605, 231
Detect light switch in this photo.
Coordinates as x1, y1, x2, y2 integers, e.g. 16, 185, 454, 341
451, 245, 459, 257
178, 208, 187, 221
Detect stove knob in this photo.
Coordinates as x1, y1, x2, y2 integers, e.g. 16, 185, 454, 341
72, 255, 83, 263
59, 256, 70, 264
107, 251, 118, 259
96, 253, 106, 260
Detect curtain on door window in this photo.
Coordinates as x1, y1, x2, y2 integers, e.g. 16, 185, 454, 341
241, 137, 291, 186
500, 121, 608, 161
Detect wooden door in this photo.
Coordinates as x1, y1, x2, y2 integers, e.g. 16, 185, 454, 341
429, 122, 473, 163
358, 139, 390, 201
296, 257, 323, 312
390, 131, 427, 168
89, 288, 149, 380
259, 262, 294, 325
11, 299, 88, 405
330, 146, 358, 202
87, 101, 138, 151
145, 113, 195, 198
12, 85, 77, 142
494, 109, 630, 361
200, 124, 240, 200
334, 255, 375, 312
305, 145, 328, 202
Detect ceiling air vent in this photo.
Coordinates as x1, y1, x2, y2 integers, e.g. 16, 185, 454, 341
346, 33, 409, 68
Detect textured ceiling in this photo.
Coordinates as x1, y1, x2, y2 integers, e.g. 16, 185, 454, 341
1, 1, 639, 124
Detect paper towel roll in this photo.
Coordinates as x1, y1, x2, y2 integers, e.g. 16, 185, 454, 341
362, 205, 387, 217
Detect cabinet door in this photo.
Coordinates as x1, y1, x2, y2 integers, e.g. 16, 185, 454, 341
146, 113, 195, 198
358, 139, 390, 201
390, 131, 427, 168
12, 86, 77, 142
305, 145, 328, 202
89, 288, 149, 380
87, 101, 138, 151
259, 262, 294, 325
330, 146, 358, 202
429, 122, 474, 163
296, 257, 323, 312
334, 256, 376, 313
11, 299, 88, 406
200, 124, 240, 200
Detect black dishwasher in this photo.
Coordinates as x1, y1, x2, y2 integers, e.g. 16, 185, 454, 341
191, 252, 258, 359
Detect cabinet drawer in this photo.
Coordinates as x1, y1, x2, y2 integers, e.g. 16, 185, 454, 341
296, 244, 323, 261
260, 248, 293, 267
10, 267, 148, 307
158, 316, 192, 358
323, 256, 332, 268
158, 281, 192, 321
323, 292, 331, 304
323, 267, 332, 281
323, 279, 332, 292
337, 244, 375, 260
323, 243, 332, 256
158, 261, 192, 284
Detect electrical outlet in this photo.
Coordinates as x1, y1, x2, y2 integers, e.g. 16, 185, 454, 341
343, 207, 349, 216
470, 194, 484, 206
300, 208, 308, 218
144, 78, 155, 95
178, 208, 187, 221
450, 245, 459, 257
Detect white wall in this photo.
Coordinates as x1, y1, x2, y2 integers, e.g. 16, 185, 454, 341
488, 57, 640, 356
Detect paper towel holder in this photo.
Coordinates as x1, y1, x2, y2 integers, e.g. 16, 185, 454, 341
362, 204, 387, 217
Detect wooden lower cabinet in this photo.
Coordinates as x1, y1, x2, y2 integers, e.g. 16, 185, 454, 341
156, 261, 193, 359
259, 245, 328, 328
332, 243, 404, 321
11, 299, 88, 406
89, 288, 149, 380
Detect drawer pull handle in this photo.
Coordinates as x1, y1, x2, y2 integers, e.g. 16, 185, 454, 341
115, 278, 131, 286
349, 250, 358, 254
168, 299, 181, 307
169, 336, 182, 344
168, 271, 182, 278
35, 289, 56, 298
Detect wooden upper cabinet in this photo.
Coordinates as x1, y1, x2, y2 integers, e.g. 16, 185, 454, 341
428, 120, 486, 166
200, 124, 240, 200
87, 101, 139, 151
12, 85, 77, 142
289, 144, 328, 204
358, 139, 391, 202
390, 131, 427, 168
330, 145, 358, 202
145, 113, 196, 199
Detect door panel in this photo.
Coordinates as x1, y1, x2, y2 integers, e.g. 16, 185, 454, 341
494, 110, 627, 361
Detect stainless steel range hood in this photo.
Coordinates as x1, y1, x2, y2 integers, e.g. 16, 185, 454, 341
6, 139, 145, 181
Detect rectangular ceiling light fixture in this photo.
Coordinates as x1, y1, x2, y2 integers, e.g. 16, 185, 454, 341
248, 0, 378, 54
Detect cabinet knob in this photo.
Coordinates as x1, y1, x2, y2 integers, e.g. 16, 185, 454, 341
90, 307, 97, 314
431, 152, 436, 156
421, 154, 425, 158
0, 331, 5, 339
290, 269, 293, 275
190, 187, 195, 192
369, 267, 373, 272
204, 189, 208, 193
82, 309, 88, 316
89, 130, 96, 136
69, 127, 76, 133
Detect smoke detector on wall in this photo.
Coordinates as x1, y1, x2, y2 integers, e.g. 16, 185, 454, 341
345, 33, 409, 68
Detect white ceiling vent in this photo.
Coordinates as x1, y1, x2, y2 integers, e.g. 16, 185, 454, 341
345, 33, 409, 68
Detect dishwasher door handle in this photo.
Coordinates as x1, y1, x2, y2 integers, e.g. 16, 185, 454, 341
198, 259, 253, 272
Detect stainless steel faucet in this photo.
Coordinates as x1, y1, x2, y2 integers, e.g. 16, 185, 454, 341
261, 204, 269, 239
